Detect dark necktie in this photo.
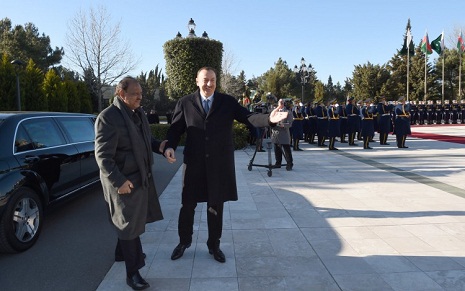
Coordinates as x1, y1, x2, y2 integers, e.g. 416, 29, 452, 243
203, 99, 210, 113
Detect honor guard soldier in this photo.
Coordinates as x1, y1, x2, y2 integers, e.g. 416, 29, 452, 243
417, 101, 426, 125
426, 100, 435, 125
394, 96, 411, 148
291, 102, 304, 151
410, 100, 418, 125
461, 100, 465, 124
376, 96, 393, 145
337, 101, 348, 143
345, 96, 360, 146
305, 101, 318, 144
435, 100, 443, 124
327, 99, 340, 150
451, 100, 459, 124
315, 100, 328, 147
443, 100, 451, 124
360, 98, 375, 149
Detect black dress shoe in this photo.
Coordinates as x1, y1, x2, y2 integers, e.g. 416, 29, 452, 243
286, 163, 293, 171
126, 272, 149, 290
209, 247, 226, 263
171, 243, 191, 260
273, 164, 282, 169
329, 147, 338, 150
402, 146, 409, 148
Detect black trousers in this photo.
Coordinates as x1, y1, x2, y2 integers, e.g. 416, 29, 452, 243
178, 203, 224, 249
115, 237, 145, 276
274, 143, 293, 165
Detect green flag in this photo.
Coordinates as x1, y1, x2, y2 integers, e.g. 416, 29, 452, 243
400, 29, 414, 56
431, 32, 444, 55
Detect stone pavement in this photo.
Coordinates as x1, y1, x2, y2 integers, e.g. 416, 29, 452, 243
97, 125, 465, 291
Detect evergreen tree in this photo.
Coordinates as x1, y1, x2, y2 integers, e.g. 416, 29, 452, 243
43, 69, 67, 112
351, 62, 390, 100
0, 18, 63, 72
23, 59, 46, 111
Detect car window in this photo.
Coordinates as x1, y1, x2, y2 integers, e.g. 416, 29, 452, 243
21, 118, 66, 149
15, 125, 34, 153
56, 117, 95, 143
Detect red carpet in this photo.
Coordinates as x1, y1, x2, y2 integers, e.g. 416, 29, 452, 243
410, 131, 465, 145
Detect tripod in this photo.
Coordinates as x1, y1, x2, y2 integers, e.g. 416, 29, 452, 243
247, 127, 275, 177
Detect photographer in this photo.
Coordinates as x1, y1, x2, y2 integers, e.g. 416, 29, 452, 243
271, 99, 294, 170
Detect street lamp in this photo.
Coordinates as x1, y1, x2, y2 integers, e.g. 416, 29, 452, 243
11, 59, 25, 111
187, 18, 196, 38
293, 57, 309, 103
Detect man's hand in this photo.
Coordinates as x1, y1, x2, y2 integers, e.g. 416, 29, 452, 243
164, 147, 177, 163
117, 180, 134, 194
159, 140, 168, 153
269, 106, 288, 123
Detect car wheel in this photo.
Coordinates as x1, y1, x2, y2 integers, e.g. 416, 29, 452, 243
0, 187, 43, 253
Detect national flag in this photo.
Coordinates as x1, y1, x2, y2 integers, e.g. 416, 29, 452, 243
421, 31, 433, 55
458, 31, 465, 53
431, 32, 444, 55
400, 28, 414, 56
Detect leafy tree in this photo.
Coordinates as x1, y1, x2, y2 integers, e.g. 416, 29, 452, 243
0, 18, 63, 72
351, 62, 390, 101
314, 81, 325, 104
408, 45, 438, 101
64, 80, 80, 113
257, 58, 297, 99
66, 6, 137, 112
0, 53, 17, 110
23, 59, 46, 111
76, 81, 93, 113
43, 69, 67, 112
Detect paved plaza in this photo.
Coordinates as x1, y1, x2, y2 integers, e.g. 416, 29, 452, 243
98, 125, 465, 291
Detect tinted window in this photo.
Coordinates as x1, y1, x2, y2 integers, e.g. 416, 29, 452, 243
56, 117, 94, 143
22, 118, 66, 149
15, 125, 34, 153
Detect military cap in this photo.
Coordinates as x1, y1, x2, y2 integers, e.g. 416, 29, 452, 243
364, 98, 371, 103
398, 96, 406, 102
347, 96, 354, 101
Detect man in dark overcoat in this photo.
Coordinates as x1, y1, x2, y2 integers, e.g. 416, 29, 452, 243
163, 67, 287, 263
95, 76, 165, 290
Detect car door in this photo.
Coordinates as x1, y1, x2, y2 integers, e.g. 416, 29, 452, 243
54, 116, 99, 187
14, 117, 81, 200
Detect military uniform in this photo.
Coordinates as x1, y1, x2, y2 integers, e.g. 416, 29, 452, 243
337, 103, 348, 143
315, 102, 328, 147
360, 98, 375, 149
376, 96, 393, 145
327, 99, 340, 150
394, 96, 411, 148
345, 97, 360, 146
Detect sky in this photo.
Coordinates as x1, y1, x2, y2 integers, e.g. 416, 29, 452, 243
3, 0, 465, 85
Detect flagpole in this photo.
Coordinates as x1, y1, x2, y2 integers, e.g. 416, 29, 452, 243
407, 48, 410, 102
424, 52, 427, 100
460, 53, 462, 99
442, 50, 445, 103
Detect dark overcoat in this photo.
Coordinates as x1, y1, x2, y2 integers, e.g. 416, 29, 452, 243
346, 103, 360, 133
166, 90, 271, 205
376, 102, 394, 134
394, 103, 412, 135
327, 106, 340, 137
95, 97, 163, 240
360, 105, 375, 137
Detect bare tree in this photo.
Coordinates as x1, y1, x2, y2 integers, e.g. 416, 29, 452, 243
66, 6, 138, 112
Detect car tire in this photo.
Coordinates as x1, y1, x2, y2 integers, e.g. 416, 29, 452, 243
0, 187, 43, 253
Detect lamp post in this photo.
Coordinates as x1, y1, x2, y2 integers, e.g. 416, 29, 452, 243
187, 18, 196, 38
11, 59, 25, 111
293, 57, 309, 103
176, 18, 209, 40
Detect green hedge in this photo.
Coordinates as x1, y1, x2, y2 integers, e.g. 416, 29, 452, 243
150, 121, 250, 150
